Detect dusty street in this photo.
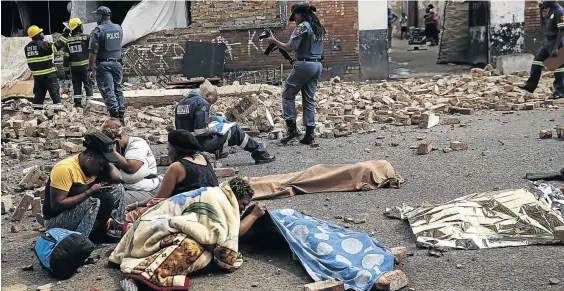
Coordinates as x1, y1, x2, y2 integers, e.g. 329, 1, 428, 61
2, 108, 563, 291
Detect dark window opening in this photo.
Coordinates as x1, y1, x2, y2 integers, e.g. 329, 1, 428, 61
98, 1, 139, 25
469, 1, 489, 27
186, 1, 192, 25
2, 1, 70, 37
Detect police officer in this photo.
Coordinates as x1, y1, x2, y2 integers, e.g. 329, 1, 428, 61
519, 1, 564, 99
267, 2, 325, 145
175, 80, 276, 165
88, 6, 125, 123
63, 18, 93, 108
24, 25, 70, 105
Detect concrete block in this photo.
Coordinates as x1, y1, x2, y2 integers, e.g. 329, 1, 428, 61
1, 195, 13, 214
495, 54, 534, 75
303, 279, 345, 291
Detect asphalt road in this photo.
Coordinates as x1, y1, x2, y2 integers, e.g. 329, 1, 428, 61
2, 108, 563, 291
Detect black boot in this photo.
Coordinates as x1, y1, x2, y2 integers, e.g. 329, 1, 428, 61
518, 84, 535, 93
109, 110, 119, 118
281, 120, 301, 144
300, 126, 316, 145
551, 91, 564, 99
251, 150, 276, 165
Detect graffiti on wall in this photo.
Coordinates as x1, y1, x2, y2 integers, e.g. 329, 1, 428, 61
124, 43, 186, 75
224, 68, 283, 85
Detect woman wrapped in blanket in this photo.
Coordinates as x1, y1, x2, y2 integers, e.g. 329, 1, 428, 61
110, 176, 266, 290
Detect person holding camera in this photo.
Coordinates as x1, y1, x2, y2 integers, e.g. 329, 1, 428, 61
267, 2, 325, 145
43, 133, 123, 242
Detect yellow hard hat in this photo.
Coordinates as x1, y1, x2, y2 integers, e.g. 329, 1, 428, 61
69, 18, 82, 31
27, 25, 43, 38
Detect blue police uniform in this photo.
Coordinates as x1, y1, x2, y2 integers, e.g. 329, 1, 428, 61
175, 91, 275, 164
282, 21, 323, 132
89, 8, 125, 118
522, 2, 564, 98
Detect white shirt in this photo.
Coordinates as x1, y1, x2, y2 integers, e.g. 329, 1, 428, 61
121, 137, 159, 191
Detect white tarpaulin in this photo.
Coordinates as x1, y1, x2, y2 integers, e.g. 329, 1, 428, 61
121, 0, 188, 46
1, 35, 52, 88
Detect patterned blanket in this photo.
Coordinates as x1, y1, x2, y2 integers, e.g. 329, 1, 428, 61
109, 184, 242, 288
269, 209, 395, 291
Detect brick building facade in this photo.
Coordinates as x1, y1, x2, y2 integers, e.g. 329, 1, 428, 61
123, 1, 359, 80
524, 0, 544, 54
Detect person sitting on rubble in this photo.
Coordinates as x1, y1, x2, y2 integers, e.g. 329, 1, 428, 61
43, 133, 122, 242
123, 129, 219, 228
175, 80, 276, 165
100, 118, 159, 232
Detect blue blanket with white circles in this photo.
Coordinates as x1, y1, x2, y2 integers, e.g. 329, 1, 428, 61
269, 209, 395, 291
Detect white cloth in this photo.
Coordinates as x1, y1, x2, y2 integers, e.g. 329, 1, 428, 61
121, 137, 159, 191
121, 1, 188, 46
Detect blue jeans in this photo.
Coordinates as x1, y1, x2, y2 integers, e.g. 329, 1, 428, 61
282, 61, 322, 126
95, 61, 124, 115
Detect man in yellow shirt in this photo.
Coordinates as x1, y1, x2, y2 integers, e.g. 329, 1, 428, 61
44, 133, 122, 241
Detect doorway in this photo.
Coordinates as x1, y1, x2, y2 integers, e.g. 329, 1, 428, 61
387, 0, 469, 78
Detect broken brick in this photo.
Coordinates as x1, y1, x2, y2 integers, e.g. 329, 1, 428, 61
50, 149, 68, 159
11, 193, 34, 221
450, 141, 468, 151
215, 167, 237, 178
303, 279, 345, 291
1, 195, 14, 215
539, 130, 553, 139
416, 142, 431, 155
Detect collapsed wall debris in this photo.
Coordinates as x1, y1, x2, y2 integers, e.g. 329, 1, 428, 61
1, 68, 562, 163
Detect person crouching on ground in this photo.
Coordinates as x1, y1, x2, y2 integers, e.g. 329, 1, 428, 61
267, 2, 325, 145
43, 133, 122, 242
175, 80, 275, 164
123, 129, 219, 229
100, 118, 159, 231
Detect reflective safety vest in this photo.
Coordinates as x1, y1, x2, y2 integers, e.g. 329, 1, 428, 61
24, 36, 67, 77
65, 33, 90, 68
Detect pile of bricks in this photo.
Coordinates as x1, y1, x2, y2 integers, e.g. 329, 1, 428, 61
221, 67, 561, 139
2, 67, 562, 162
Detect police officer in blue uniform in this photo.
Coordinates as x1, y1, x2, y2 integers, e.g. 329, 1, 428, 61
88, 6, 126, 123
519, 1, 564, 99
175, 81, 276, 165
267, 2, 325, 145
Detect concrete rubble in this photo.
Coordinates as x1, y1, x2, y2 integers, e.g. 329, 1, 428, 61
2, 70, 563, 162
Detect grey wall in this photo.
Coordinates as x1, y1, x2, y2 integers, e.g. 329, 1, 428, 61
359, 29, 389, 79
70, 0, 99, 23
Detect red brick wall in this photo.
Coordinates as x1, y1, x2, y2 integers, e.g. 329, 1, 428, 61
123, 1, 359, 80
524, 1, 543, 54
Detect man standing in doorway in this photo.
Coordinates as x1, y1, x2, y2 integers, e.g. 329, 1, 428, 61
388, 7, 399, 49
88, 6, 126, 124
519, 1, 564, 99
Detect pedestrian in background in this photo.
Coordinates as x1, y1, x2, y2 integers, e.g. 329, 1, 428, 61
424, 4, 440, 46
388, 7, 399, 48
400, 13, 408, 40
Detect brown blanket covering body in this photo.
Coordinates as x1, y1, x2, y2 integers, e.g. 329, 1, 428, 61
250, 160, 403, 200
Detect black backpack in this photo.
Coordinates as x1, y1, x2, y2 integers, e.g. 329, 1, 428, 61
34, 228, 95, 279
